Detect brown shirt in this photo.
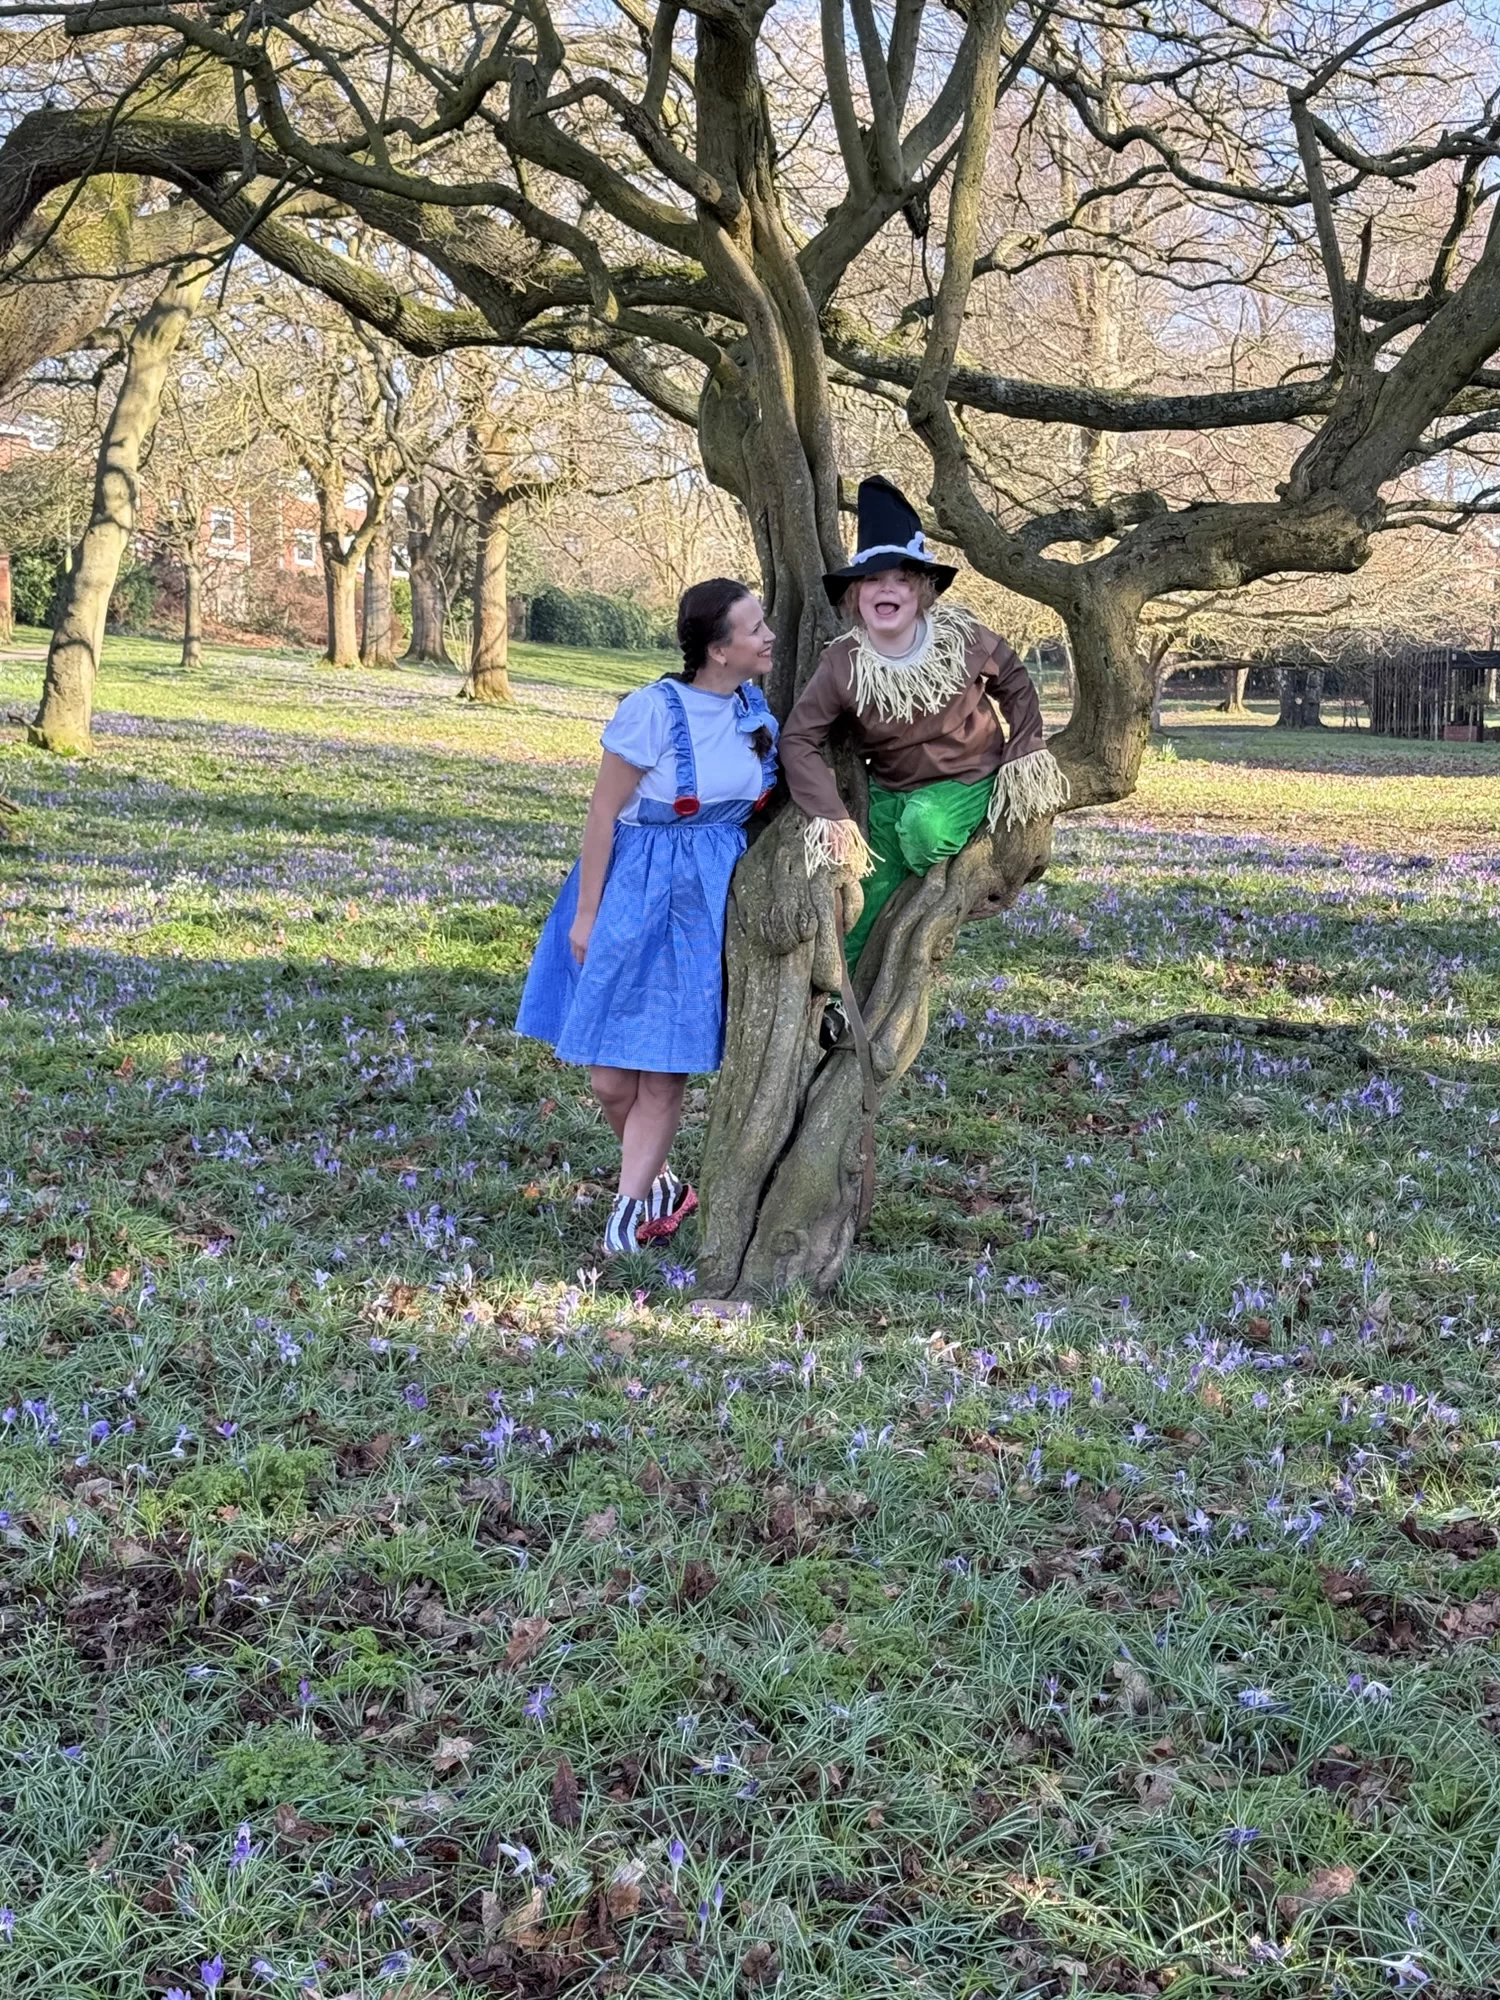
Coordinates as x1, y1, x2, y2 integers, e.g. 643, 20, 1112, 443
780, 618, 1045, 823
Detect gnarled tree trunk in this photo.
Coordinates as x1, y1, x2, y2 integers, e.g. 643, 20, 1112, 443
30, 259, 209, 752
310, 456, 391, 669
361, 515, 397, 667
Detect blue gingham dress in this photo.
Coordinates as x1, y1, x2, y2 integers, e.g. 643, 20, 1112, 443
517, 678, 778, 1074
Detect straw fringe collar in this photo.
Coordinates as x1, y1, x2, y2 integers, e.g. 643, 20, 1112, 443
848, 599, 978, 724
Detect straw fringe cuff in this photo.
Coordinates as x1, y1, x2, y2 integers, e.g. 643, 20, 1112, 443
986, 747, 1071, 831
804, 816, 878, 879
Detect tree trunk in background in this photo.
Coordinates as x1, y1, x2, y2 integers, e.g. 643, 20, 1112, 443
180, 545, 202, 669
30, 259, 210, 753
1221, 663, 1250, 712
401, 485, 451, 664
361, 514, 397, 666
1150, 647, 1170, 731
0, 548, 11, 646
406, 559, 449, 663
1275, 665, 1325, 728
460, 483, 513, 702
322, 552, 361, 668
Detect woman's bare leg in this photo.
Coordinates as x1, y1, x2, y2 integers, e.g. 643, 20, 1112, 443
619, 1071, 688, 1198
590, 1065, 640, 1142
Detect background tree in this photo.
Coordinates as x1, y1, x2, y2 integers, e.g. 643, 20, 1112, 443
141, 331, 263, 669
8, 0, 1500, 1284
29, 256, 213, 752
399, 468, 468, 667
247, 308, 405, 670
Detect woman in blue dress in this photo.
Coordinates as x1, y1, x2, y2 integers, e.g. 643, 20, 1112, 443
517, 578, 778, 1254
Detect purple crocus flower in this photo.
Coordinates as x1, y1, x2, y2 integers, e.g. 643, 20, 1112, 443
201, 1956, 225, 1990
523, 1683, 554, 1723
229, 1821, 255, 1868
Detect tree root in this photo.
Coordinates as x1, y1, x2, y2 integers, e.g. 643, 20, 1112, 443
981, 1009, 1490, 1090
983, 1010, 1380, 1065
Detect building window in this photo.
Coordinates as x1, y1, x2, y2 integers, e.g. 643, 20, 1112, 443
208, 506, 235, 546
291, 529, 317, 568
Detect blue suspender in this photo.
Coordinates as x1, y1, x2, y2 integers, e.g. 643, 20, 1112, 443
656, 678, 700, 814
656, 676, 779, 815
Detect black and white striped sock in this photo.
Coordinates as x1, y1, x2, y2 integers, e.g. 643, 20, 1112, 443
603, 1193, 646, 1255
647, 1168, 681, 1221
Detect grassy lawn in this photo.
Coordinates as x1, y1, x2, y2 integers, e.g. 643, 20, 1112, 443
3, 628, 1500, 1999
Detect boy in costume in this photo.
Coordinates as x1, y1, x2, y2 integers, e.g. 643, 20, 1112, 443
780, 475, 1068, 967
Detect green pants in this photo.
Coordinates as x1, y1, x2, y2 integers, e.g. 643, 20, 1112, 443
843, 773, 994, 967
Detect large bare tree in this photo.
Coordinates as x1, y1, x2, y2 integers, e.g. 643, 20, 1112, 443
5, 0, 1500, 1286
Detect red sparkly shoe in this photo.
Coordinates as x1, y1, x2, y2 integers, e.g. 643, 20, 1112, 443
637, 1182, 698, 1242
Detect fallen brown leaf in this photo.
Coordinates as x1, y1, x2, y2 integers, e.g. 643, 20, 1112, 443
637, 1458, 669, 1496
431, 1735, 475, 1774
502, 1614, 552, 1669
501, 1885, 548, 1944
739, 1942, 780, 1987
549, 1753, 581, 1828
1277, 1861, 1357, 1918
678, 1558, 717, 1603
273, 1802, 331, 1846
1135, 1767, 1177, 1809
604, 1864, 644, 1920
87, 1831, 117, 1871
583, 1506, 618, 1542
138, 1866, 180, 1913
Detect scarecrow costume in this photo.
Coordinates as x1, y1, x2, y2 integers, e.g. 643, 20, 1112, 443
780, 476, 1069, 965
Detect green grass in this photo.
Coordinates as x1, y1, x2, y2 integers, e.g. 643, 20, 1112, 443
2, 629, 1500, 1998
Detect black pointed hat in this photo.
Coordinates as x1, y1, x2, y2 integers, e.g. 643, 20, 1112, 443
823, 475, 958, 604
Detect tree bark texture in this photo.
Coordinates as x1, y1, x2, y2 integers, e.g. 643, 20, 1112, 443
180, 547, 202, 670
361, 515, 397, 667
0, 549, 12, 647
30, 260, 210, 753
460, 450, 515, 702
